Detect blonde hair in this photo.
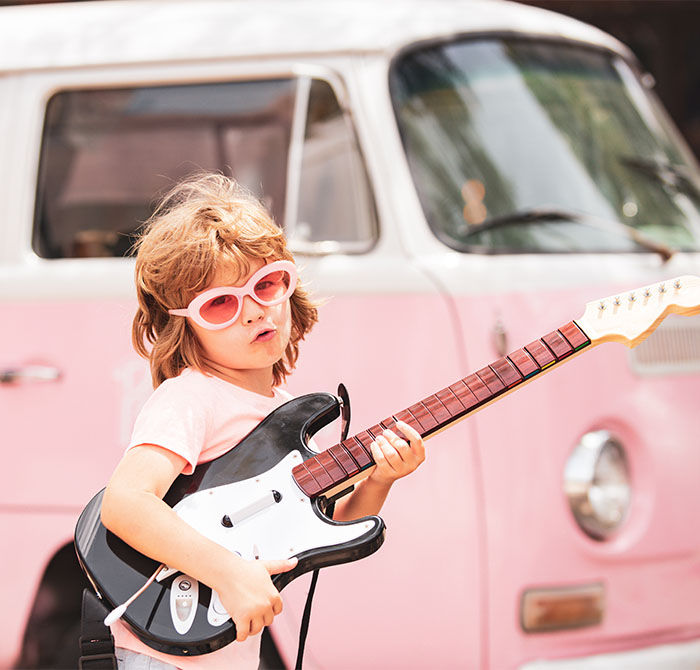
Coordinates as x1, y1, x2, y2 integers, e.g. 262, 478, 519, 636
132, 173, 318, 388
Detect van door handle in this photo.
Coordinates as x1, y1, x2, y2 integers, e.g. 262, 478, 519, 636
0, 365, 62, 384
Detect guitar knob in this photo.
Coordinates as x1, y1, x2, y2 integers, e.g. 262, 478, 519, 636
170, 575, 198, 634
175, 597, 193, 622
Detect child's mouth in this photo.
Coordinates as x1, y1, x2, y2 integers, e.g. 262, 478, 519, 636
254, 329, 276, 343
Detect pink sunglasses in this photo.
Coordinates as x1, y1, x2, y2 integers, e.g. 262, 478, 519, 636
168, 260, 298, 330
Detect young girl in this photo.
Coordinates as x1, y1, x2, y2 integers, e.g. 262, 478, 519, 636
100, 173, 425, 670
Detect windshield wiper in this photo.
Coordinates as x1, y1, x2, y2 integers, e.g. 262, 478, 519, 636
461, 206, 675, 261
619, 156, 700, 198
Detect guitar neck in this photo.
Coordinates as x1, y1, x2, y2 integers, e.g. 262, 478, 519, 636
292, 320, 591, 499
293, 275, 700, 499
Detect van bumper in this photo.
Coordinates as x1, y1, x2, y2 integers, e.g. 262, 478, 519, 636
520, 638, 700, 669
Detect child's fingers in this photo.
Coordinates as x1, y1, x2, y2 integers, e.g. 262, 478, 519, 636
373, 434, 404, 470
249, 615, 265, 637
263, 557, 298, 575
395, 420, 422, 444
370, 438, 399, 474
236, 621, 251, 641
395, 421, 426, 460
384, 426, 424, 463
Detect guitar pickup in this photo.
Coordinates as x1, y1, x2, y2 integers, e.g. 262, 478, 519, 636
221, 489, 282, 527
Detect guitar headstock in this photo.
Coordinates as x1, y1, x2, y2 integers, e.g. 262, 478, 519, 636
577, 275, 700, 348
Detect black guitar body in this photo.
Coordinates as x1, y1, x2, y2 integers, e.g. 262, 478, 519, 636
74, 393, 385, 656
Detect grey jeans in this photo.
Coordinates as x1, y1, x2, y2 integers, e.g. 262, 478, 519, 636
115, 648, 180, 670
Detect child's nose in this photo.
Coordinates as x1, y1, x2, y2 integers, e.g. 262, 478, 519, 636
240, 294, 265, 324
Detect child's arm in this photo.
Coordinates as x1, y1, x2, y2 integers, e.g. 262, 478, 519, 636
332, 420, 425, 521
101, 444, 296, 641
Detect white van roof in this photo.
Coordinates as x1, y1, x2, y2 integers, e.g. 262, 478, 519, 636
0, 0, 630, 73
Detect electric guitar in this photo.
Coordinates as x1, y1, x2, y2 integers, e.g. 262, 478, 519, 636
74, 275, 700, 656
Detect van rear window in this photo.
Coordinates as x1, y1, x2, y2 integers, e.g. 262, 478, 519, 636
34, 77, 376, 258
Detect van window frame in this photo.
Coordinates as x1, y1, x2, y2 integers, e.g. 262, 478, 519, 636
31, 65, 379, 260
284, 66, 380, 256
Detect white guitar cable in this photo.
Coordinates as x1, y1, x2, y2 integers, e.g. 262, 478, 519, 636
103, 563, 166, 626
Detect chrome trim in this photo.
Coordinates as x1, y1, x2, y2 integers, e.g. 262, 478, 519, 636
563, 430, 631, 540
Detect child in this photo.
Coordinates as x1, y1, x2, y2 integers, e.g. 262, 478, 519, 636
100, 173, 425, 670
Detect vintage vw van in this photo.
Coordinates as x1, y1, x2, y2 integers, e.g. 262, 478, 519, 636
2, 1, 700, 668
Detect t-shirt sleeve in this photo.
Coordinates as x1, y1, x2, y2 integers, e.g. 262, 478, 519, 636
127, 378, 210, 475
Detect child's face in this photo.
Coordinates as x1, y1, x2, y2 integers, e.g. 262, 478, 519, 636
188, 257, 293, 386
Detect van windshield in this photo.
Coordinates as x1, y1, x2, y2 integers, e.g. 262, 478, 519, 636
390, 38, 700, 254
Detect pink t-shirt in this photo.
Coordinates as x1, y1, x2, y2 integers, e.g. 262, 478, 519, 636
111, 367, 293, 670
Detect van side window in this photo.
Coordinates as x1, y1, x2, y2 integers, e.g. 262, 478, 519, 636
33, 77, 376, 259
288, 78, 377, 253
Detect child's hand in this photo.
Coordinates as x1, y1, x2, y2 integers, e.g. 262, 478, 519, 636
368, 420, 425, 486
218, 555, 297, 642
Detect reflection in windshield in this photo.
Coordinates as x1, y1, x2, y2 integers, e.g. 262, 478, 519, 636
390, 38, 700, 253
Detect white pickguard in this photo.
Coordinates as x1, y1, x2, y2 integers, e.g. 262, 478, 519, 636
155, 451, 376, 632
164, 450, 373, 566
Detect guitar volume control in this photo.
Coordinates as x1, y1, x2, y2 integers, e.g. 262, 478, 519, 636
170, 575, 198, 635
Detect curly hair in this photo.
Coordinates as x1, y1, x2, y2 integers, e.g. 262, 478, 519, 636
131, 173, 318, 388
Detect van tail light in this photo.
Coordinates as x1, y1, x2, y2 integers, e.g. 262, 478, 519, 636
520, 583, 605, 633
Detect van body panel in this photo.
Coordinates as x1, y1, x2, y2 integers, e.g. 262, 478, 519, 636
0, 1, 628, 73
2, 2, 700, 669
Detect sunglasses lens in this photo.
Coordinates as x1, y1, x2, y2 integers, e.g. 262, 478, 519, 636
199, 293, 240, 325
253, 269, 293, 303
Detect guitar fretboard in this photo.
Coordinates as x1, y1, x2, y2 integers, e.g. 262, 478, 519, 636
292, 320, 590, 498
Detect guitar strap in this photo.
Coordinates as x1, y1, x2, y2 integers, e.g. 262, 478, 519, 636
294, 567, 321, 670
295, 388, 348, 669
294, 500, 336, 670
79, 589, 117, 669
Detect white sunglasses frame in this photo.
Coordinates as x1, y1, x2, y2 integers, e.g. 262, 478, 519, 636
168, 260, 298, 331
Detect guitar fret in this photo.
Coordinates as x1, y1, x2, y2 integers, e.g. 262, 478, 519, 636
435, 387, 466, 416
393, 409, 416, 428
380, 417, 398, 432
560, 320, 590, 350
422, 394, 452, 425
366, 424, 386, 440
343, 437, 373, 469
449, 381, 479, 411
524, 339, 556, 369
353, 433, 377, 465
406, 403, 438, 433
475, 366, 506, 395
305, 458, 334, 490
507, 348, 539, 378
464, 374, 491, 402
355, 431, 374, 450
489, 357, 522, 388
542, 330, 574, 359
329, 444, 360, 476
316, 450, 346, 483
295, 466, 322, 496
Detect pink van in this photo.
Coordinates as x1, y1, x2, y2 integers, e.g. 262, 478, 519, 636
2, 1, 700, 668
